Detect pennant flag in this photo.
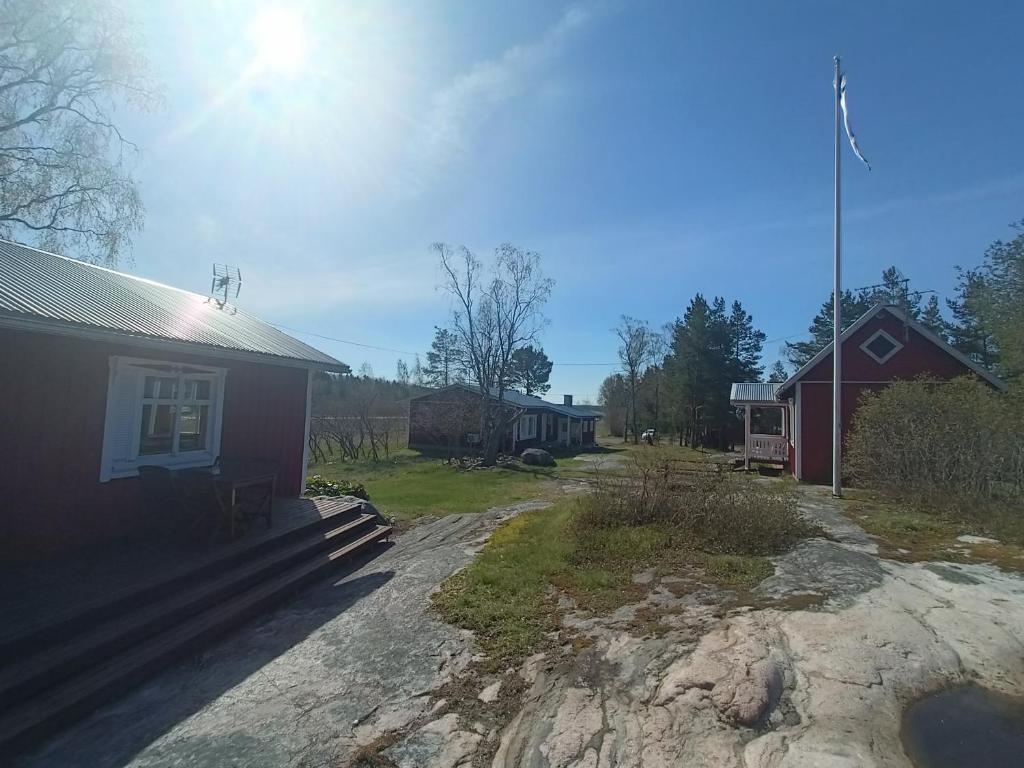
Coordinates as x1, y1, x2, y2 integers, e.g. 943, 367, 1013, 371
839, 74, 871, 170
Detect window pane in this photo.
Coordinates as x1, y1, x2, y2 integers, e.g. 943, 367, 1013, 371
143, 376, 178, 400
178, 404, 209, 452
182, 378, 211, 401
139, 403, 176, 454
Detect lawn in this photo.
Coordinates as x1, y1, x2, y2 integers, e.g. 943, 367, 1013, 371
845, 496, 1024, 573
308, 452, 563, 520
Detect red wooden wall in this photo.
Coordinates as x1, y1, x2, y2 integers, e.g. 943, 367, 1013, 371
795, 311, 982, 484
0, 329, 309, 560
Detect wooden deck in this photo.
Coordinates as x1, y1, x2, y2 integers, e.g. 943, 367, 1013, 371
0, 497, 357, 640
0, 496, 392, 752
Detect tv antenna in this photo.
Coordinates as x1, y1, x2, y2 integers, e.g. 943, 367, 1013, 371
209, 264, 241, 310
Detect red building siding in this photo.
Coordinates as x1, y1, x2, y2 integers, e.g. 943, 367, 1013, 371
0, 329, 310, 560
794, 310, 982, 484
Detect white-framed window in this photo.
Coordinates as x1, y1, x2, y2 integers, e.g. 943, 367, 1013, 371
519, 413, 538, 440
860, 329, 904, 364
99, 356, 227, 481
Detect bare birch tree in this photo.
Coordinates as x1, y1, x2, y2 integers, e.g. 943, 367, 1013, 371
616, 316, 657, 444
0, 0, 158, 266
435, 242, 553, 465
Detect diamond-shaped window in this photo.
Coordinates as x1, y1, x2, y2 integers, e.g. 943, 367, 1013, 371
860, 330, 903, 364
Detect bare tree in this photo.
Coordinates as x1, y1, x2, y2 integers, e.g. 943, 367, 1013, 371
0, 0, 158, 266
436, 242, 553, 465
616, 316, 656, 444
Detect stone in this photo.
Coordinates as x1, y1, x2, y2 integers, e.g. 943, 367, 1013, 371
384, 713, 482, 768
957, 534, 1000, 545
478, 680, 502, 703
521, 448, 556, 466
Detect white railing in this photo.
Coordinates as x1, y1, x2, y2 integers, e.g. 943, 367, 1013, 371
747, 434, 789, 462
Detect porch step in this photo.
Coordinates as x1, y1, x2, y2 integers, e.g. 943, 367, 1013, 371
0, 517, 392, 753
0, 499, 366, 660
0, 513, 380, 707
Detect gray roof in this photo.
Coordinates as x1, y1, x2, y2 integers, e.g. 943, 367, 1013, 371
0, 239, 346, 371
730, 382, 782, 404
416, 384, 600, 419
495, 388, 599, 419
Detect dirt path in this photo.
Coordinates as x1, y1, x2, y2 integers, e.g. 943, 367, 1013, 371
16, 502, 549, 768
388, 487, 1024, 768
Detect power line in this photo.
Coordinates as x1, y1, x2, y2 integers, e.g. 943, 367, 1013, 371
267, 322, 419, 356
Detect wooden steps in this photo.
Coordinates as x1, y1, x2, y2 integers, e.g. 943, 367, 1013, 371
0, 502, 392, 754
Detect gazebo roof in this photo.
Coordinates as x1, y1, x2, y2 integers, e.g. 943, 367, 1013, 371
729, 382, 782, 405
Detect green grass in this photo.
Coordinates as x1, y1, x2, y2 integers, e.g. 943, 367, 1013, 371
433, 502, 579, 663
845, 496, 1024, 573
308, 454, 560, 520
433, 498, 782, 665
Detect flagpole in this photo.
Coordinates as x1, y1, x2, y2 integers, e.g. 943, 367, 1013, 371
832, 55, 843, 498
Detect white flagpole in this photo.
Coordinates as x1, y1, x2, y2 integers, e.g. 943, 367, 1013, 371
832, 56, 843, 497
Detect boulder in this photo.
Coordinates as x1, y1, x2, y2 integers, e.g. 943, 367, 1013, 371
521, 448, 555, 467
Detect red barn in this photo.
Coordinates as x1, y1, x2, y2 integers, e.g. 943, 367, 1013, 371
732, 302, 1006, 484
0, 240, 348, 560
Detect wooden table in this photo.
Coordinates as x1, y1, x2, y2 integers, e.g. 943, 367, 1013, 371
178, 468, 276, 539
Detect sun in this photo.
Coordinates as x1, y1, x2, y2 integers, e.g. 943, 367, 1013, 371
247, 6, 310, 76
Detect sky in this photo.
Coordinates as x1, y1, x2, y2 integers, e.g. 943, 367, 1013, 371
115, 0, 1024, 403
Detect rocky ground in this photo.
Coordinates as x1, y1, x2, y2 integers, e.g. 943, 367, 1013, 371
19, 488, 1024, 768
387, 486, 1024, 768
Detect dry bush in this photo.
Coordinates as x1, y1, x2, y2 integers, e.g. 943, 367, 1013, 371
845, 377, 1024, 514
573, 453, 814, 556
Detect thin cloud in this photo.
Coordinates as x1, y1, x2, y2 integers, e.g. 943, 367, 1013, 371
405, 6, 591, 188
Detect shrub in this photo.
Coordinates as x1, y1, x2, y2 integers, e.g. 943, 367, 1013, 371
572, 453, 815, 559
304, 474, 370, 500
845, 377, 1024, 514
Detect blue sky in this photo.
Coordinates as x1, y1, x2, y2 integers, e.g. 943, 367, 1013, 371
118, 0, 1024, 402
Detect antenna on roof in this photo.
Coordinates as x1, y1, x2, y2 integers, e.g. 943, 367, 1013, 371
209, 264, 241, 311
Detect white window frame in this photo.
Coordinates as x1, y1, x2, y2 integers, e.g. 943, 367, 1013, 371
100, 356, 227, 481
860, 329, 904, 365
519, 413, 538, 440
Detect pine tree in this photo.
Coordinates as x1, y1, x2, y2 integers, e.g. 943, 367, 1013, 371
767, 360, 788, 382
424, 327, 460, 388
947, 268, 999, 370
784, 290, 873, 368
509, 345, 553, 395
968, 220, 1024, 378
664, 295, 765, 449
919, 295, 946, 340
784, 267, 922, 369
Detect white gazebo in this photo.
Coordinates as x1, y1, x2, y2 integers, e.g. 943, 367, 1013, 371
729, 382, 790, 470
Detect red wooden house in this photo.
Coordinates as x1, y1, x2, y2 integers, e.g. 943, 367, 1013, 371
731, 302, 1006, 483
0, 240, 348, 559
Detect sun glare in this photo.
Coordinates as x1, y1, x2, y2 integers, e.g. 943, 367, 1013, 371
247, 6, 309, 76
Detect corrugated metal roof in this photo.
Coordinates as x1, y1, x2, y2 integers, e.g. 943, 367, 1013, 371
0, 239, 346, 371
730, 382, 782, 404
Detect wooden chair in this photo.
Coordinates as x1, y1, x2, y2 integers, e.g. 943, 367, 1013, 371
213, 456, 278, 531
